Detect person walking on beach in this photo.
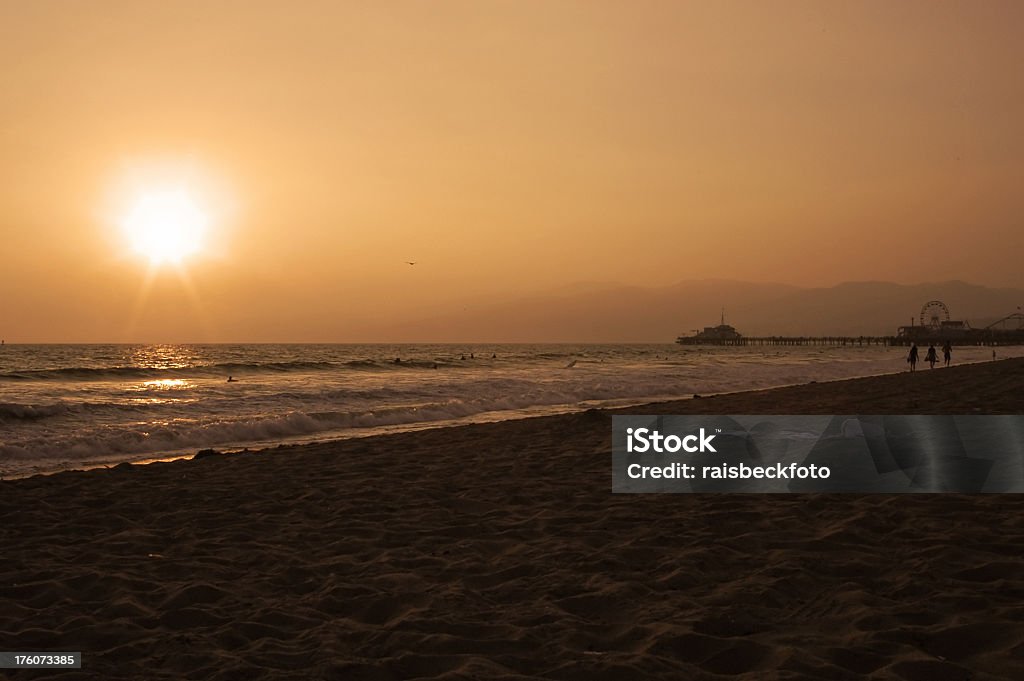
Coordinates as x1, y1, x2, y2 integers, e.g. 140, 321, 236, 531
907, 343, 919, 372
926, 344, 938, 369
942, 341, 952, 367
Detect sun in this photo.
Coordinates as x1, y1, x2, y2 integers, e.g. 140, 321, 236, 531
121, 189, 208, 265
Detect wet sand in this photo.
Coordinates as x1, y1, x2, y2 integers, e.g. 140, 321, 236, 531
2, 358, 1023, 680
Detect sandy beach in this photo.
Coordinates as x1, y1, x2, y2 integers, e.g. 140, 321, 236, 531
3, 357, 1024, 680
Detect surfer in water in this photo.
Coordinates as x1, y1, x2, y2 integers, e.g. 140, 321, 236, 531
227, 375, 237, 383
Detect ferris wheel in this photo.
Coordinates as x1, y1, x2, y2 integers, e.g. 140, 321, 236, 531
920, 300, 950, 330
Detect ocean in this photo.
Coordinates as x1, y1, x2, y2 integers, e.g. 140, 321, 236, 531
1, 343, 1017, 478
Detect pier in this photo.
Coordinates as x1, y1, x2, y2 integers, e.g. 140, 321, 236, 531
676, 332, 1024, 347
677, 304, 1024, 347
677, 336, 892, 347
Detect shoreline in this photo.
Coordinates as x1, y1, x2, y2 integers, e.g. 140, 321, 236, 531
5, 355, 1015, 482
2, 358, 1024, 679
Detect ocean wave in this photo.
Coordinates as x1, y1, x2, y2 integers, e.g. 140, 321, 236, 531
0, 361, 341, 382
0, 357, 470, 382
0, 402, 74, 421
0, 400, 162, 422
0, 383, 643, 466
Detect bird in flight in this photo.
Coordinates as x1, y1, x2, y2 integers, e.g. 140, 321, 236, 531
405, 261, 417, 265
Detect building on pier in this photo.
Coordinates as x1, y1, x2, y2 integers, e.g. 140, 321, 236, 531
681, 309, 742, 343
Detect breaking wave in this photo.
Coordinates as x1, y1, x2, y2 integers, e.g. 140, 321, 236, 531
0, 359, 460, 382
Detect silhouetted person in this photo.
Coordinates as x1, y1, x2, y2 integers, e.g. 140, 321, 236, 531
942, 341, 952, 367
907, 344, 919, 372
394, 357, 402, 364
227, 375, 237, 383
925, 344, 938, 369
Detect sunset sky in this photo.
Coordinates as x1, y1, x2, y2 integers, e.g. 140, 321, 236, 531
2, 1, 1022, 342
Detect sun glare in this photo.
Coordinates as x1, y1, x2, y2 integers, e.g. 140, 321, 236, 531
121, 189, 208, 265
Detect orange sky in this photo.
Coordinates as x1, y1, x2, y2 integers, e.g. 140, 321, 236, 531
1, 1, 1022, 342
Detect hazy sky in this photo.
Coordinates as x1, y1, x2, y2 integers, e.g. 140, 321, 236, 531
2, 1, 1022, 341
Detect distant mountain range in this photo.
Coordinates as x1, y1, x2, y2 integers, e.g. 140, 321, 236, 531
381, 279, 1024, 342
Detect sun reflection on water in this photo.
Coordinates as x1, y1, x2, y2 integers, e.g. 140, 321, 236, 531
127, 345, 196, 370
131, 378, 192, 391
125, 378, 199, 404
